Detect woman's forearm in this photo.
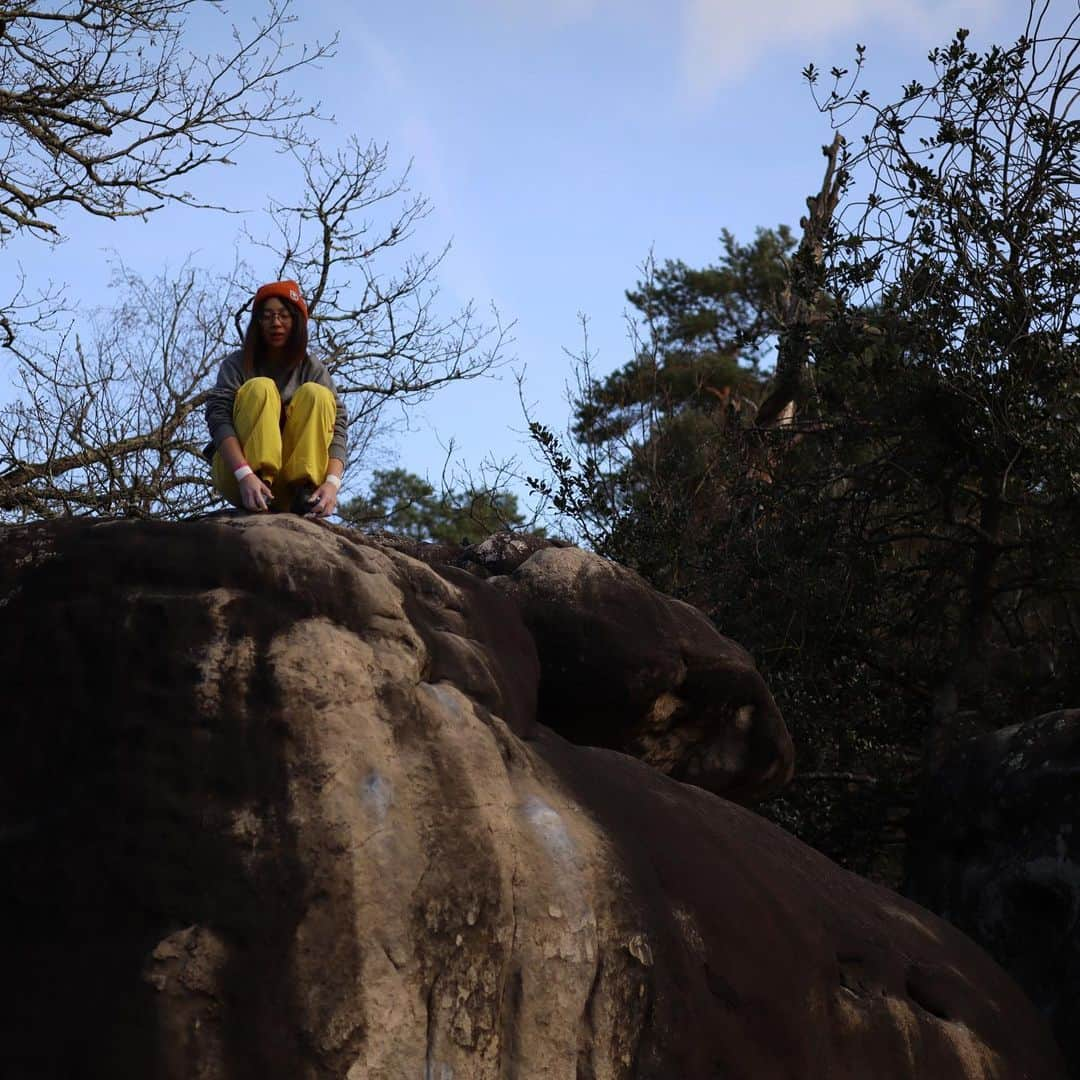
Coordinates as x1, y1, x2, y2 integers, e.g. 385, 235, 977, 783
218, 435, 247, 474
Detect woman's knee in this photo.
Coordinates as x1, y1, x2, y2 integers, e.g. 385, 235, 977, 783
293, 381, 335, 406
236, 376, 280, 404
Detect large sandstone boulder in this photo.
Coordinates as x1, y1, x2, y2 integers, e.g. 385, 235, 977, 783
0, 516, 1064, 1079
905, 709, 1080, 1076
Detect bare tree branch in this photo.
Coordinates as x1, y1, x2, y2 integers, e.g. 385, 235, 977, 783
755, 132, 845, 430
0, 0, 335, 244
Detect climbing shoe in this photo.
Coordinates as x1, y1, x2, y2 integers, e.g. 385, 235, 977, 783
289, 482, 317, 516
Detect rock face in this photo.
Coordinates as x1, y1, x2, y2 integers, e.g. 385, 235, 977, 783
384, 531, 794, 805
905, 709, 1080, 1077
0, 515, 1065, 1079
489, 542, 794, 804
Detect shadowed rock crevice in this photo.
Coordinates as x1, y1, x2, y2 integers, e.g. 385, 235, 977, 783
497, 964, 523, 1079
904, 965, 952, 1022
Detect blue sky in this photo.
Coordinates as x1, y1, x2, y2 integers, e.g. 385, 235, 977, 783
5, 0, 1016, 500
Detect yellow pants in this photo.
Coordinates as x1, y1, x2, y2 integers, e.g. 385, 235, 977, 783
212, 377, 336, 508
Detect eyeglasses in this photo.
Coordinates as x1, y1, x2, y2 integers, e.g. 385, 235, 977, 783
259, 310, 293, 324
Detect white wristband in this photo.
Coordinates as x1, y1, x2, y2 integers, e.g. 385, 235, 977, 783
324, 473, 342, 490
233, 464, 254, 481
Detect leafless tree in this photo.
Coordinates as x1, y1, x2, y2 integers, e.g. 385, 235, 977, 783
0, 4, 508, 520
0, 142, 510, 519
0, 0, 333, 352
251, 140, 511, 468
0, 260, 236, 517
0, 0, 331, 243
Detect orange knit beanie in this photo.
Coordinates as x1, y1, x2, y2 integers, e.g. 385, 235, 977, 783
252, 280, 308, 322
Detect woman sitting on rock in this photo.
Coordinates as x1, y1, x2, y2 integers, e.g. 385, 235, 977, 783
204, 280, 347, 516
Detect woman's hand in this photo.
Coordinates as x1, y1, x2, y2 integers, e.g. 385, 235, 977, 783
238, 471, 274, 512
304, 480, 339, 518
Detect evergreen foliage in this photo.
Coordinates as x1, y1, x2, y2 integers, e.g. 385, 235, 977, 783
341, 468, 537, 545
530, 6, 1080, 880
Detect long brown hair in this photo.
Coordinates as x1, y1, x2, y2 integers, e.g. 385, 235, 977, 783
241, 296, 308, 376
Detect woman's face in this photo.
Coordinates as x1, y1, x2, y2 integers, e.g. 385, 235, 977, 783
258, 298, 294, 351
